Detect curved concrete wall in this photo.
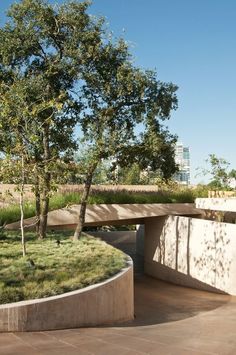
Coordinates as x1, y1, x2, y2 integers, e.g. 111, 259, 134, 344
0, 258, 133, 332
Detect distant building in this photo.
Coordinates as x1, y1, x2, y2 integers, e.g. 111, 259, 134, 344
174, 142, 190, 185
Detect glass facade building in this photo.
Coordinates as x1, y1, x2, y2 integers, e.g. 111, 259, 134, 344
174, 142, 190, 185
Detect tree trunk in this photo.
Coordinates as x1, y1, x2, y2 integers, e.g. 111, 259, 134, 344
20, 155, 26, 257
34, 168, 41, 237
73, 163, 97, 241
38, 180, 49, 239
38, 124, 50, 239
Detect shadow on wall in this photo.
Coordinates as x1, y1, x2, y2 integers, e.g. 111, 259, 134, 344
145, 215, 236, 294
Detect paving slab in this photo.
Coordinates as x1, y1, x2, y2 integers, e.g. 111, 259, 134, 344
1, 275, 235, 355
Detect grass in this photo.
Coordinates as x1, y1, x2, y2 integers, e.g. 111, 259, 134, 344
0, 202, 35, 226
48, 185, 209, 206
0, 185, 209, 226
0, 231, 127, 304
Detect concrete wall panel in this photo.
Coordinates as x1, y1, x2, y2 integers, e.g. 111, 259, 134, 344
144, 216, 236, 295
196, 198, 236, 212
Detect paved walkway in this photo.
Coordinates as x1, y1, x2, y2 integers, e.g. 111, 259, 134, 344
1, 276, 235, 355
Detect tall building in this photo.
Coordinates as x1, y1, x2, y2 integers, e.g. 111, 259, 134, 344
174, 142, 190, 185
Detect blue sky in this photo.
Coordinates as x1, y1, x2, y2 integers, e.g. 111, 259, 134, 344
1, 0, 236, 183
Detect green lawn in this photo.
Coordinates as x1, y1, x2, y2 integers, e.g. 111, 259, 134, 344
0, 232, 127, 304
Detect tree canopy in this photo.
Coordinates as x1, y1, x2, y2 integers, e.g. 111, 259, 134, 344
0, 0, 179, 241
197, 154, 236, 189
0, 0, 104, 238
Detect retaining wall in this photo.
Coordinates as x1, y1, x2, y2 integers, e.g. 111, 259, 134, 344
0, 258, 133, 332
144, 216, 236, 295
196, 198, 236, 212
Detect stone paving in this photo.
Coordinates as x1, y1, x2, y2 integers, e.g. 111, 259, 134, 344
0, 275, 235, 355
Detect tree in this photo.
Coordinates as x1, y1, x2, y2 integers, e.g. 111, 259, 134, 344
0, 76, 39, 256
73, 38, 178, 240
0, 0, 104, 238
116, 163, 143, 185
0, 0, 178, 242
196, 154, 236, 189
198, 154, 229, 189
0, 72, 74, 238
228, 169, 236, 180
0, 157, 29, 257
208, 154, 229, 188
114, 121, 178, 182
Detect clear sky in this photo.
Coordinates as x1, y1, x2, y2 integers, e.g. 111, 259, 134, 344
1, 0, 236, 183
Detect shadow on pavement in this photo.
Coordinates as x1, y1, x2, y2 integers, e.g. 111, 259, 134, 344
120, 275, 230, 327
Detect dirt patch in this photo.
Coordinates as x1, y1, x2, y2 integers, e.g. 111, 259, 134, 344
0, 184, 34, 204
0, 201, 10, 209
59, 184, 160, 193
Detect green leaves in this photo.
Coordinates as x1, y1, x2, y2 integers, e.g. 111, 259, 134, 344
78, 34, 178, 182
0, 0, 105, 168
0, 0, 107, 238
0, 0, 179, 238
197, 154, 235, 189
